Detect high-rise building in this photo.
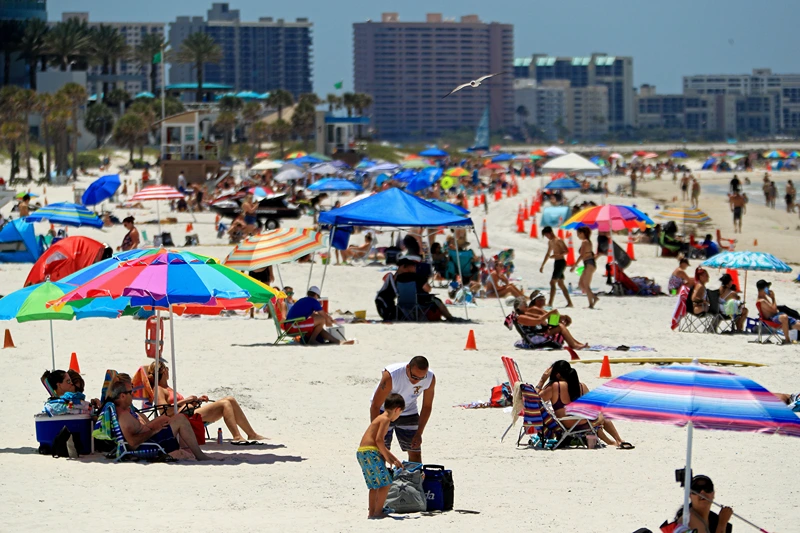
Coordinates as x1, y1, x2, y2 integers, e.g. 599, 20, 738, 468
0, 1, 47, 88
353, 13, 513, 140
526, 53, 634, 132
169, 3, 313, 99
635, 85, 739, 136
684, 69, 800, 133
514, 79, 608, 140
60, 13, 165, 97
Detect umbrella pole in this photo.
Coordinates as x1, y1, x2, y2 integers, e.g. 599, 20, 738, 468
319, 227, 335, 293
275, 264, 284, 288
154, 310, 160, 407
168, 305, 178, 417
156, 201, 162, 238
306, 252, 315, 292
743, 271, 748, 304
49, 320, 55, 371
682, 421, 694, 526
471, 226, 505, 318
454, 235, 469, 320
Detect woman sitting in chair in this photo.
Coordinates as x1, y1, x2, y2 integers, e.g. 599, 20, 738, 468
41, 369, 95, 416
336, 233, 373, 264
147, 361, 266, 442
719, 273, 748, 332
513, 291, 588, 350
690, 267, 710, 315
668, 256, 694, 293
484, 263, 525, 299
536, 360, 634, 449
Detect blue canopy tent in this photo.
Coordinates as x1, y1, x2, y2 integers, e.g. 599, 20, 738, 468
289, 155, 324, 166
0, 219, 43, 263
419, 148, 447, 158
491, 153, 514, 162
544, 177, 581, 190
671, 151, 688, 158
393, 169, 418, 182
428, 199, 469, 216
307, 178, 363, 192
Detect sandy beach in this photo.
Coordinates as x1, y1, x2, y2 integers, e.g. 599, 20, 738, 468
1, 155, 799, 533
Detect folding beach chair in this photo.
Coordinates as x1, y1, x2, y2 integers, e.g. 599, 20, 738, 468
268, 297, 309, 345
687, 235, 706, 259
132, 366, 211, 439
396, 281, 431, 321
677, 287, 714, 334
350, 233, 381, 267
755, 301, 784, 344
509, 315, 563, 350
93, 403, 173, 462
716, 229, 736, 251
706, 289, 734, 334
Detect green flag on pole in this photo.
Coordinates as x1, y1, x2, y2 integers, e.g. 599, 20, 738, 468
153, 52, 162, 65
333, 80, 343, 90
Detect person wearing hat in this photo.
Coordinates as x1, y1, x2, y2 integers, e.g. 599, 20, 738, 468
284, 286, 354, 345
512, 291, 588, 350
757, 280, 800, 344
668, 257, 694, 294
395, 254, 464, 322
718, 273, 748, 332
673, 474, 733, 533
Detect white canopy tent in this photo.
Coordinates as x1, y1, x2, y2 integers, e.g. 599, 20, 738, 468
544, 146, 568, 156
541, 153, 601, 173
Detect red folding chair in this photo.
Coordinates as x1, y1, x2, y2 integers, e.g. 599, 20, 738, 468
755, 301, 784, 344
716, 229, 736, 251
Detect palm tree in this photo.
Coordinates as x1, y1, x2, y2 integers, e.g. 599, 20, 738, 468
251, 120, 269, 156
218, 95, 243, 113
291, 101, 316, 148
326, 93, 341, 113
58, 83, 88, 175
215, 110, 238, 160
134, 32, 165, 94
45, 18, 91, 71
113, 112, 148, 163
36, 93, 55, 176
127, 100, 156, 160
266, 89, 294, 120
18, 19, 49, 90
85, 103, 115, 149
0, 20, 24, 85
172, 32, 222, 103
0, 86, 23, 181
353, 93, 372, 115
89, 25, 129, 102
13, 89, 37, 180
268, 119, 292, 158
241, 102, 262, 158
341, 92, 356, 117
106, 88, 131, 115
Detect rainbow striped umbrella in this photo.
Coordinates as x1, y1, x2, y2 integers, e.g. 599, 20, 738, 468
445, 167, 470, 177
223, 228, 325, 271
26, 202, 103, 228
568, 361, 800, 526
654, 206, 711, 225
561, 204, 654, 232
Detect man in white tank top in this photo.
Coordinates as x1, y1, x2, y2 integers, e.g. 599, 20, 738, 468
370, 356, 435, 463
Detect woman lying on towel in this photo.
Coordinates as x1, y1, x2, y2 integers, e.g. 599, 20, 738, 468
147, 361, 266, 442
514, 291, 588, 350
536, 360, 634, 450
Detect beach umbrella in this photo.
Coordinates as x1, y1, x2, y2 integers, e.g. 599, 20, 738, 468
274, 167, 306, 182
790, 151, 800, 159
308, 162, 342, 175
134, 91, 155, 99
567, 360, 800, 527
289, 155, 323, 166
82, 174, 121, 206
307, 178, 363, 192
482, 163, 505, 171
531, 149, 548, 157
670, 151, 688, 158
251, 159, 283, 171
307, 152, 331, 162
562, 204, 654, 232
285, 151, 307, 160
254, 151, 270, 159
15, 192, 38, 199
701, 251, 791, 301
544, 146, 567, 156
419, 148, 447, 157
129, 185, 184, 234
364, 162, 400, 174
445, 167, 470, 177
654, 207, 711, 233
544, 177, 581, 191
402, 159, 432, 169
223, 228, 325, 271
642, 152, 659, 159
491, 153, 514, 162
249, 187, 270, 201
26, 202, 103, 228
609, 153, 622, 160
406, 167, 442, 194
52, 249, 285, 414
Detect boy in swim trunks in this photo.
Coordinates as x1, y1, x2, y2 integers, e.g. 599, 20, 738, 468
540, 226, 573, 308
357, 393, 405, 519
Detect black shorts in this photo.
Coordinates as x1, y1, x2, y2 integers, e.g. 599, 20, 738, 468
383, 413, 420, 452
733, 206, 742, 220
552, 259, 567, 280
150, 427, 180, 454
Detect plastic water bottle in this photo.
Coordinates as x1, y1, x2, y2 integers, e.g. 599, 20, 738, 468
217, 428, 223, 444
568, 282, 573, 293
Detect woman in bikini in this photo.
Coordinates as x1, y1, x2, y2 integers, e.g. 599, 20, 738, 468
536, 360, 633, 449
668, 256, 694, 293
241, 194, 258, 236
691, 267, 710, 315
514, 291, 588, 350
120, 216, 140, 251
147, 361, 266, 443
484, 264, 525, 299
570, 226, 599, 308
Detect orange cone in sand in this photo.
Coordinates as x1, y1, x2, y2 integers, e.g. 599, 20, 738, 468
480, 219, 489, 248
523, 201, 529, 220
3, 329, 14, 349
565, 345, 581, 361
530, 219, 538, 238
186, 223, 193, 232
69, 352, 81, 373
557, 228, 564, 239
215, 214, 221, 225
726, 269, 740, 289
473, 195, 479, 208
517, 215, 525, 234
464, 329, 477, 350
626, 230, 636, 261
599, 355, 612, 378
566, 232, 576, 267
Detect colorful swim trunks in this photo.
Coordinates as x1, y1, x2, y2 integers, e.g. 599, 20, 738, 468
356, 446, 392, 490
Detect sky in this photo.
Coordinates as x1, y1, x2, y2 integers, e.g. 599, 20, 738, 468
52, 0, 800, 95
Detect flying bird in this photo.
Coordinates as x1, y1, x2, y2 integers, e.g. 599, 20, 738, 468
442, 72, 505, 98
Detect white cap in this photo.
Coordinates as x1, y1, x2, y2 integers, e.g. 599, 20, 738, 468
308, 285, 321, 296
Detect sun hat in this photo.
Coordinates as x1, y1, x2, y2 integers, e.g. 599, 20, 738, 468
308, 285, 321, 297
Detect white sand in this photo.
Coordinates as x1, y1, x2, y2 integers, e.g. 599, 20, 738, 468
1, 155, 799, 532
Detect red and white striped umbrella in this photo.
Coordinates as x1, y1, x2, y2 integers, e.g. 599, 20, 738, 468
129, 185, 184, 202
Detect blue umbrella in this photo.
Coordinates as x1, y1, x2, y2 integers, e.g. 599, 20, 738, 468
671, 150, 688, 158
544, 178, 582, 191
491, 153, 514, 162
307, 178, 363, 192
406, 167, 443, 193
355, 159, 377, 169
419, 148, 447, 157
393, 169, 418, 182
26, 202, 103, 228
288, 155, 323, 166
134, 91, 155, 99
82, 174, 121, 206
701, 251, 791, 273
428, 199, 469, 216
374, 173, 390, 187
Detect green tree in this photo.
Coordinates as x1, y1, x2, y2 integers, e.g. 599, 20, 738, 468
291, 102, 316, 148
342, 92, 355, 117
266, 89, 294, 120
268, 119, 292, 158
0, 21, 24, 85
172, 32, 222, 103
18, 19, 49, 90
89, 25, 129, 102
106, 88, 131, 114
241, 101, 262, 158
113, 112, 148, 162
250, 121, 269, 156
85, 103, 115, 149
36, 93, 56, 175
325, 93, 341, 113
12, 89, 37, 179
134, 32, 165, 94
352, 93, 372, 115
45, 18, 91, 71
127, 100, 156, 160
0, 86, 23, 180
58, 82, 88, 174
214, 110, 238, 160
218, 95, 243, 113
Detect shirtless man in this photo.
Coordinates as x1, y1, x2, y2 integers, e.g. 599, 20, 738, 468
110, 376, 215, 460
540, 226, 573, 308
757, 280, 800, 345
680, 174, 690, 202
18, 194, 30, 217
730, 190, 746, 233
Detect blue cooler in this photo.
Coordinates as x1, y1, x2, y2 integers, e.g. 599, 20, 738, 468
422, 464, 454, 511
35, 414, 94, 455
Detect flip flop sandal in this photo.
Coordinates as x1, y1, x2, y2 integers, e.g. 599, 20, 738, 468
230, 440, 264, 446
617, 442, 635, 450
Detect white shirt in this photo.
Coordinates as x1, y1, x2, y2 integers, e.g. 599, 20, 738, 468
373, 362, 434, 417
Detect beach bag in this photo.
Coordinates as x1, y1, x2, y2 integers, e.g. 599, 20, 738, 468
385, 463, 427, 513
184, 413, 206, 445
489, 382, 512, 407
50, 426, 83, 458
422, 465, 454, 511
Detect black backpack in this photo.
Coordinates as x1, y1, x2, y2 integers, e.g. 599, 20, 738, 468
41, 426, 84, 458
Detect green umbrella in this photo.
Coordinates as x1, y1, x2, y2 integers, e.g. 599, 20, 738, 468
402, 159, 433, 169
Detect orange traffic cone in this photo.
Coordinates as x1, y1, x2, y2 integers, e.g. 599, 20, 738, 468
506, 187, 512, 198
565, 345, 581, 361
473, 195, 479, 208
480, 219, 489, 248
69, 352, 81, 373
726, 268, 740, 289
530, 219, 538, 238
481, 193, 487, 205
494, 189, 502, 201
517, 215, 525, 234
599, 355, 612, 378
44, 197, 48, 206
3, 329, 14, 349
753, 239, 758, 247
626, 230, 636, 261
464, 329, 477, 350
557, 228, 564, 239
566, 233, 576, 267
186, 223, 193, 232
462, 196, 469, 210
523, 201, 529, 220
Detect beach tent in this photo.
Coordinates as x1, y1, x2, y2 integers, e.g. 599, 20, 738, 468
671, 151, 688, 158
24, 236, 106, 286
0, 219, 42, 263
701, 157, 716, 170
307, 178, 363, 192
419, 148, 447, 157
542, 153, 600, 173
544, 146, 568, 156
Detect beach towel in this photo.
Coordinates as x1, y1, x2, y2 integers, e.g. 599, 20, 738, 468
584, 345, 657, 353
671, 285, 690, 330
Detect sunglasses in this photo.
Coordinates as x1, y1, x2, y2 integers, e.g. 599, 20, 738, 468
692, 483, 714, 494
409, 370, 427, 381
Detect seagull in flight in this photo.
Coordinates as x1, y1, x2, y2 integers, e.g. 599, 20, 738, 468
442, 72, 505, 98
